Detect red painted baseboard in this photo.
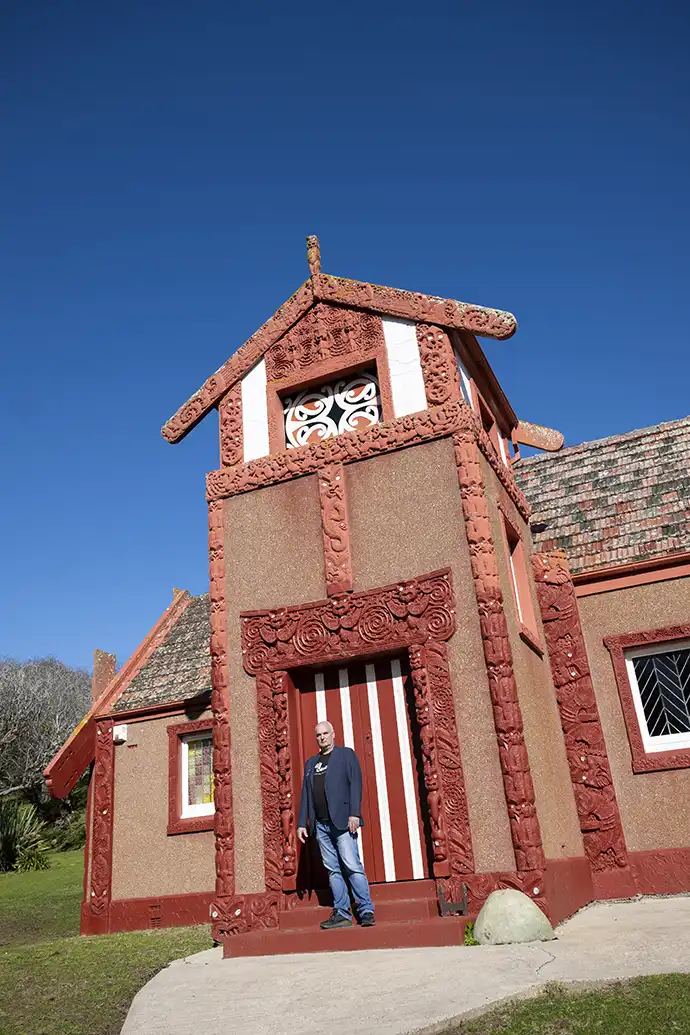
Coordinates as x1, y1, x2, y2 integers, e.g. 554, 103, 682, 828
82, 890, 214, 935
543, 856, 593, 925
629, 847, 690, 896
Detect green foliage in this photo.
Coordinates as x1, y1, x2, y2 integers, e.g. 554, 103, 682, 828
463, 920, 479, 946
49, 806, 87, 853
0, 850, 211, 1035
0, 798, 50, 873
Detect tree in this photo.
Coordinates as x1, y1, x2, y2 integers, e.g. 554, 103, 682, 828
0, 658, 91, 799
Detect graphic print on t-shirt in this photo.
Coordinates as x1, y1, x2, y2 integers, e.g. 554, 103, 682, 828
313, 754, 330, 822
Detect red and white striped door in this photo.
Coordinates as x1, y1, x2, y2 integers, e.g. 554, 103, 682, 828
295, 657, 430, 883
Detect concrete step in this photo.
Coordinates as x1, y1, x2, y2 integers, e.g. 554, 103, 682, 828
223, 915, 469, 958
279, 897, 438, 930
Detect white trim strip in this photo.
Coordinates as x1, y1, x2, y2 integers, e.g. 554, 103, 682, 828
382, 317, 427, 417
314, 671, 327, 724
454, 352, 475, 410
241, 359, 270, 461
338, 667, 363, 864
365, 662, 396, 882
390, 658, 425, 879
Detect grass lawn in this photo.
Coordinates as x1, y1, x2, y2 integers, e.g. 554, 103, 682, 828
445, 975, 690, 1035
0, 851, 212, 1035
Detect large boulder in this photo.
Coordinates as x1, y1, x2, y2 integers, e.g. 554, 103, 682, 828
474, 889, 555, 945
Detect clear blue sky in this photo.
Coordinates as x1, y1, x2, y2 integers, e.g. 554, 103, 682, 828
2, 1, 688, 672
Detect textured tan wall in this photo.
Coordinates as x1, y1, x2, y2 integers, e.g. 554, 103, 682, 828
347, 438, 515, 872
482, 457, 584, 861
111, 711, 215, 901
223, 475, 325, 893
579, 578, 690, 852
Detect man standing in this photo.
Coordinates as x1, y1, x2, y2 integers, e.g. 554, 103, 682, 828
297, 720, 376, 929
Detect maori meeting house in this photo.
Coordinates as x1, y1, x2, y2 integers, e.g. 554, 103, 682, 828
46, 238, 690, 955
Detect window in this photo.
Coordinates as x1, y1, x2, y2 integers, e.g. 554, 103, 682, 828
181, 733, 214, 817
167, 719, 214, 835
454, 351, 475, 409
283, 370, 381, 448
500, 511, 542, 653
625, 640, 690, 753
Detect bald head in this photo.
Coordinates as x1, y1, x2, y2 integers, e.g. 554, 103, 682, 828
315, 720, 335, 754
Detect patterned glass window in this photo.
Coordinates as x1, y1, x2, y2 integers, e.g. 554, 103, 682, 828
626, 641, 690, 752
283, 371, 381, 449
181, 734, 214, 817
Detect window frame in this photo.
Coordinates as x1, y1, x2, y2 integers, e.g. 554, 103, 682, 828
604, 624, 690, 773
498, 503, 543, 655
167, 718, 215, 836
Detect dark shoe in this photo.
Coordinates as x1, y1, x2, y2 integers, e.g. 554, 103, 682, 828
359, 912, 376, 927
320, 910, 352, 930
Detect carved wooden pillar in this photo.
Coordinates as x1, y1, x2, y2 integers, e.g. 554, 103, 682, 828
85, 718, 114, 934
453, 429, 546, 874
532, 550, 635, 898
409, 642, 474, 880
417, 324, 461, 407
219, 385, 243, 467
318, 464, 353, 595
208, 500, 234, 901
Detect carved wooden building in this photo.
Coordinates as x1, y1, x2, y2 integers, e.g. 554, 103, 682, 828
46, 239, 690, 954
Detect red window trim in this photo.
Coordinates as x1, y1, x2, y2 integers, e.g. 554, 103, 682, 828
497, 502, 543, 656
604, 624, 690, 773
167, 718, 215, 836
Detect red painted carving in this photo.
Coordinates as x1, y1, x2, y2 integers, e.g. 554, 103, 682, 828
207, 400, 530, 525
87, 718, 114, 932
453, 430, 545, 873
167, 718, 214, 836
318, 463, 353, 595
417, 324, 461, 407
257, 670, 282, 893
409, 643, 474, 878
272, 671, 297, 889
241, 569, 456, 675
219, 385, 243, 467
312, 273, 517, 341
210, 892, 280, 941
306, 234, 321, 277
604, 621, 690, 773
208, 500, 234, 898
162, 281, 314, 443
265, 303, 384, 383
514, 420, 564, 452
533, 551, 632, 892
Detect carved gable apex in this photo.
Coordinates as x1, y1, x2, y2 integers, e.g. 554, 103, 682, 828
161, 238, 518, 444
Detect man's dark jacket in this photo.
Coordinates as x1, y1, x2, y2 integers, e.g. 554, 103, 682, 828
298, 745, 364, 832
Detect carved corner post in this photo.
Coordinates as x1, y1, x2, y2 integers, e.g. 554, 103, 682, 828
453, 430, 546, 880
409, 642, 474, 882
417, 324, 461, 407
208, 500, 235, 934
532, 550, 635, 899
272, 671, 297, 890
219, 385, 243, 467
84, 718, 114, 935
318, 463, 353, 596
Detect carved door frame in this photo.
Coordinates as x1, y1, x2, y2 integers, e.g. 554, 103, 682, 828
240, 569, 475, 893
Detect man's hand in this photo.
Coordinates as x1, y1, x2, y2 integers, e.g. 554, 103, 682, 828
297, 826, 308, 843
348, 816, 360, 835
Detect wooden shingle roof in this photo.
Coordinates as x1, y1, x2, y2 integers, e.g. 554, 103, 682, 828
515, 416, 690, 575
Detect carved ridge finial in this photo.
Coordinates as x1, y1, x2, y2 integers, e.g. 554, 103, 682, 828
306, 235, 321, 277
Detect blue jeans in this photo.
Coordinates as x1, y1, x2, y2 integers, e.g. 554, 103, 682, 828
315, 820, 375, 918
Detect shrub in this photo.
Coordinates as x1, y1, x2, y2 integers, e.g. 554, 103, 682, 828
0, 799, 50, 872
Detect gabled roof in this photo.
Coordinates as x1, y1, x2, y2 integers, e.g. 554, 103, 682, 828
514, 416, 690, 575
44, 591, 211, 799
161, 237, 518, 444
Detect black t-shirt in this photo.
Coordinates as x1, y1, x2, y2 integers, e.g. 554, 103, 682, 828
313, 752, 331, 822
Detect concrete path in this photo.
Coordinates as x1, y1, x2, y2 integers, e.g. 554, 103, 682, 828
121, 897, 690, 1035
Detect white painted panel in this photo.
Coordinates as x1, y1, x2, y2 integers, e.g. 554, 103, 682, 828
390, 658, 425, 880
338, 667, 363, 864
382, 318, 427, 417
241, 359, 270, 461
454, 351, 475, 410
365, 663, 396, 882
314, 671, 327, 724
